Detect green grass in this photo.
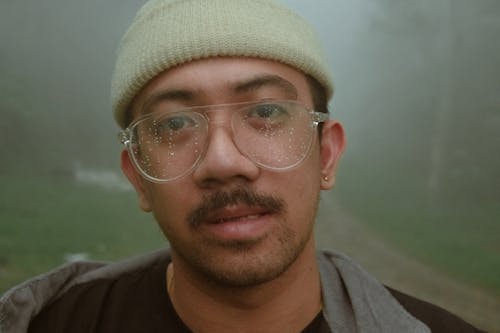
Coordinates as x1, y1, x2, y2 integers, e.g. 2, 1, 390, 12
0, 173, 165, 294
346, 197, 500, 296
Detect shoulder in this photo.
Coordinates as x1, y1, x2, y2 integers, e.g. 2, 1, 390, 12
0, 249, 171, 333
28, 255, 169, 332
317, 250, 485, 333
387, 287, 487, 333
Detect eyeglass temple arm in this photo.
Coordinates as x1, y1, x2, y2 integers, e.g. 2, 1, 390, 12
118, 129, 130, 145
312, 112, 329, 125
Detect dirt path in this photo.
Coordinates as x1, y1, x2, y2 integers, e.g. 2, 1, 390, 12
315, 199, 499, 333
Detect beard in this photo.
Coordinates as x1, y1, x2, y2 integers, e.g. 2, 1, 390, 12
165, 186, 318, 288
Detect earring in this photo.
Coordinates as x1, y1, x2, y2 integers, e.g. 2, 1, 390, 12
323, 175, 329, 181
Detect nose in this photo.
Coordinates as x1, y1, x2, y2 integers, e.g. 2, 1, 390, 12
192, 125, 260, 188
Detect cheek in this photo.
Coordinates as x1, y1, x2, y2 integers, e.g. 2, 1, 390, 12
296, 149, 322, 208
278, 151, 322, 220
291, 173, 321, 211
148, 185, 194, 236
294, 144, 322, 192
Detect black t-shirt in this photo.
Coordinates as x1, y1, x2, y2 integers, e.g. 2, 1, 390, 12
28, 258, 330, 332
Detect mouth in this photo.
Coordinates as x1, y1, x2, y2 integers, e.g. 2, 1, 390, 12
199, 205, 275, 242
207, 207, 270, 225
187, 188, 285, 242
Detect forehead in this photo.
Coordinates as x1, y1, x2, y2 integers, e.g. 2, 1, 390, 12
130, 57, 312, 116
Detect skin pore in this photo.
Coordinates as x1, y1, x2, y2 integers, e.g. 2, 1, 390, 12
121, 57, 345, 332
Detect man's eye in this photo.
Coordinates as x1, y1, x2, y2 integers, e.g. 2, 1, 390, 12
159, 114, 196, 131
248, 104, 289, 120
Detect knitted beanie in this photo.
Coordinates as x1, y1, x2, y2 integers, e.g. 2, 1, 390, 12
111, 0, 333, 128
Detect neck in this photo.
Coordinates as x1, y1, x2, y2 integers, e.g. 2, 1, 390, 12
168, 242, 322, 333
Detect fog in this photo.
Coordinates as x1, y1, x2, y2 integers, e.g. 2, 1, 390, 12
2, 1, 498, 205
1, 0, 499, 325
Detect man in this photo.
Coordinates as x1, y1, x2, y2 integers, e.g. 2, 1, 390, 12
0, 0, 485, 332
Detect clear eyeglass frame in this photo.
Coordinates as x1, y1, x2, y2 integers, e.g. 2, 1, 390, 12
118, 100, 329, 183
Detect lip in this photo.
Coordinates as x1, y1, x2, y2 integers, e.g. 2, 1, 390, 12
198, 205, 274, 242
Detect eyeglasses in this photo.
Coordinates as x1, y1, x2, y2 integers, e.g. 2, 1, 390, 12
119, 100, 329, 183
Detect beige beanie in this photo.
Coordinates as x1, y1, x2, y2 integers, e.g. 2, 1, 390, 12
111, 0, 333, 128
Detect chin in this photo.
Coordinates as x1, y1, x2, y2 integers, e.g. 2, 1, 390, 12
174, 226, 312, 288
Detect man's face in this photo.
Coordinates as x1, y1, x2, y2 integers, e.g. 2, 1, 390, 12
122, 57, 344, 287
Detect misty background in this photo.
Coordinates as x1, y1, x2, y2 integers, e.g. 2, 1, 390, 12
1, 0, 499, 330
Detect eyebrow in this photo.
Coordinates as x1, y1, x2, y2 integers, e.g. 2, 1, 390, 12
141, 89, 194, 114
233, 74, 298, 99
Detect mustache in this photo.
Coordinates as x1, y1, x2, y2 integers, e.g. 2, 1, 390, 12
188, 187, 286, 227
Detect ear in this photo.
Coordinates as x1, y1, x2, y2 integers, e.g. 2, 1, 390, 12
319, 121, 346, 190
120, 150, 153, 212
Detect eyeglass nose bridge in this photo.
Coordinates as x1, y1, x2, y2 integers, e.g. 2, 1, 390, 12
205, 117, 232, 127
200, 106, 239, 127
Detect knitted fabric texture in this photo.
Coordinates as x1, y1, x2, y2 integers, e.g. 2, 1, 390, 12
111, 0, 333, 128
